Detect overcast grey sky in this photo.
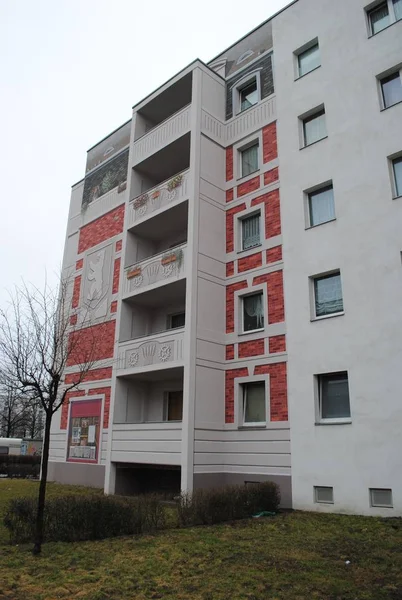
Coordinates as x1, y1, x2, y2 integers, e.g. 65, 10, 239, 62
0, 0, 289, 306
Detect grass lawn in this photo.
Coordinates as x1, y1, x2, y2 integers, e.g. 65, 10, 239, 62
1, 480, 402, 600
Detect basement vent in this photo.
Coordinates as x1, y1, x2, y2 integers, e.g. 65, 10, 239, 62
314, 486, 334, 504
370, 488, 393, 508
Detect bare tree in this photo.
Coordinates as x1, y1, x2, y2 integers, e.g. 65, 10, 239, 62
0, 277, 101, 554
0, 379, 29, 438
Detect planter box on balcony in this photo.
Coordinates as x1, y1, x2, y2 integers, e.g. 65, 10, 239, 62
161, 254, 177, 266
127, 267, 142, 279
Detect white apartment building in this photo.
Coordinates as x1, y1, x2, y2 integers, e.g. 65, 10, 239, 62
49, 0, 402, 516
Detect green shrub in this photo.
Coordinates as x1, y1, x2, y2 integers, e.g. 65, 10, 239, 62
4, 493, 166, 544
0, 455, 41, 479
177, 482, 280, 527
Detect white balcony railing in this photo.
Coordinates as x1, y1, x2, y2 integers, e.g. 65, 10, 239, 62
116, 328, 184, 372
128, 169, 190, 228
122, 243, 187, 298
132, 104, 191, 164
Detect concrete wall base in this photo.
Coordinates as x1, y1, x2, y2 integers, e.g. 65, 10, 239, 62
193, 473, 292, 508
47, 461, 105, 488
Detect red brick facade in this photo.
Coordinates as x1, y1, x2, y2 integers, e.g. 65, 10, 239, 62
238, 252, 263, 273
67, 320, 116, 366
266, 246, 282, 264
60, 385, 111, 430
237, 176, 260, 198
264, 167, 279, 185
112, 258, 121, 294
70, 314, 78, 326
226, 188, 234, 203
226, 203, 246, 253
251, 189, 281, 238
64, 367, 113, 385
226, 280, 248, 333
262, 122, 277, 164
226, 261, 234, 277
226, 345, 235, 360
110, 300, 118, 313
75, 258, 84, 271
226, 147, 233, 181
72, 276, 81, 309
78, 205, 125, 254
238, 338, 265, 358
253, 270, 285, 324
269, 335, 286, 354
115, 239, 123, 252
225, 368, 248, 422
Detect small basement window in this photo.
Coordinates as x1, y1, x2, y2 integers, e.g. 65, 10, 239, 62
370, 488, 393, 508
314, 486, 334, 504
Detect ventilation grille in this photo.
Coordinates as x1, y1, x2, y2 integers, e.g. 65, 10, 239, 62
370, 488, 393, 508
314, 486, 334, 504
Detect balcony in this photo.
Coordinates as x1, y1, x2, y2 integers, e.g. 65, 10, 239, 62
122, 242, 187, 299
128, 168, 190, 228
116, 328, 184, 374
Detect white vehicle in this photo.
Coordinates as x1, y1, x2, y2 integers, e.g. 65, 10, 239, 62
0, 438, 22, 456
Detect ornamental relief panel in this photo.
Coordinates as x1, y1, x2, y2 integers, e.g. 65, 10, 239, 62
124, 340, 175, 369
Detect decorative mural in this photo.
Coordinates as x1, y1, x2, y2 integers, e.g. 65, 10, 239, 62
86, 120, 131, 173
82, 243, 113, 320
225, 54, 274, 120
82, 148, 129, 209
125, 339, 175, 369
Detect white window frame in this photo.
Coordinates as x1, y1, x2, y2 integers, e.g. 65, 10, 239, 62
310, 270, 344, 321
377, 65, 402, 110
231, 70, 262, 116
389, 152, 402, 198
239, 209, 262, 251
314, 371, 352, 425
369, 488, 394, 508
239, 141, 260, 178
235, 374, 270, 428
240, 289, 266, 334
299, 104, 327, 149
234, 132, 263, 181
314, 486, 334, 504
294, 38, 320, 79
304, 180, 336, 228
365, 0, 402, 36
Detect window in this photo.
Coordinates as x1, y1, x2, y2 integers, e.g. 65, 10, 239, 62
370, 488, 393, 508
367, 0, 402, 35
317, 372, 351, 421
298, 43, 320, 77
165, 391, 183, 421
242, 213, 261, 250
169, 312, 185, 329
308, 184, 335, 226
313, 272, 343, 317
241, 143, 259, 177
239, 79, 258, 112
380, 70, 402, 108
242, 382, 266, 425
302, 109, 327, 147
67, 399, 101, 462
392, 156, 402, 197
314, 486, 334, 504
242, 292, 264, 332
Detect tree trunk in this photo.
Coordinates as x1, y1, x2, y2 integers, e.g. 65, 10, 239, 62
32, 411, 51, 555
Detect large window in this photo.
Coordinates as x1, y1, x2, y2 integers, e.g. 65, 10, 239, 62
67, 399, 101, 462
392, 156, 402, 197
240, 143, 259, 177
302, 109, 327, 147
297, 42, 320, 77
313, 272, 343, 318
165, 391, 183, 421
317, 372, 351, 421
380, 70, 402, 108
242, 292, 264, 332
242, 213, 261, 250
308, 184, 335, 226
367, 0, 402, 35
239, 79, 258, 112
242, 382, 266, 425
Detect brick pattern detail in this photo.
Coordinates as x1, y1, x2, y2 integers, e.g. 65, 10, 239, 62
60, 385, 111, 430
89, 387, 111, 429
266, 246, 282, 264
67, 320, 116, 366
75, 259, 83, 271
262, 123, 277, 164
226, 345, 235, 360
110, 300, 118, 313
226, 262, 234, 277
238, 338, 265, 358
72, 276, 81, 309
225, 368, 248, 423
269, 335, 286, 354
60, 390, 85, 429
254, 362, 288, 421
226, 281, 248, 333
226, 188, 234, 203
264, 167, 279, 185
226, 147, 233, 181
65, 367, 113, 385
78, 205, 125, 254
253, 270, 285, 324
251, 189, 281, 238
238, 252, 262, 273
70, 314, 78, 326
115, 240, 122, 252
112, 258, 121, 294
237, 176, 260, 198
226, 203, 246, 253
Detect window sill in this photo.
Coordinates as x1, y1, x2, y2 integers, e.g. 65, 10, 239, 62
300, 136, 328, 150
237, 169, 260, 182
237, 244, 262, 254
295, 65, 321, 81
238, 328, 265, 337
311, 311, 344, 322
236, 102, 259, 116
305, 218, 336, 230
368, 18, 401, 38
380, 99, 402, 112
238, 424, 266, 430
392, 194, 402, 200
315, 419, 352, 426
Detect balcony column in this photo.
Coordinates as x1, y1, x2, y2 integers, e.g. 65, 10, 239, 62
180, 68, 202, 493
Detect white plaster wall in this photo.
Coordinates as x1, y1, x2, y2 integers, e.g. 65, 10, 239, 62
273, 0, 402, 515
